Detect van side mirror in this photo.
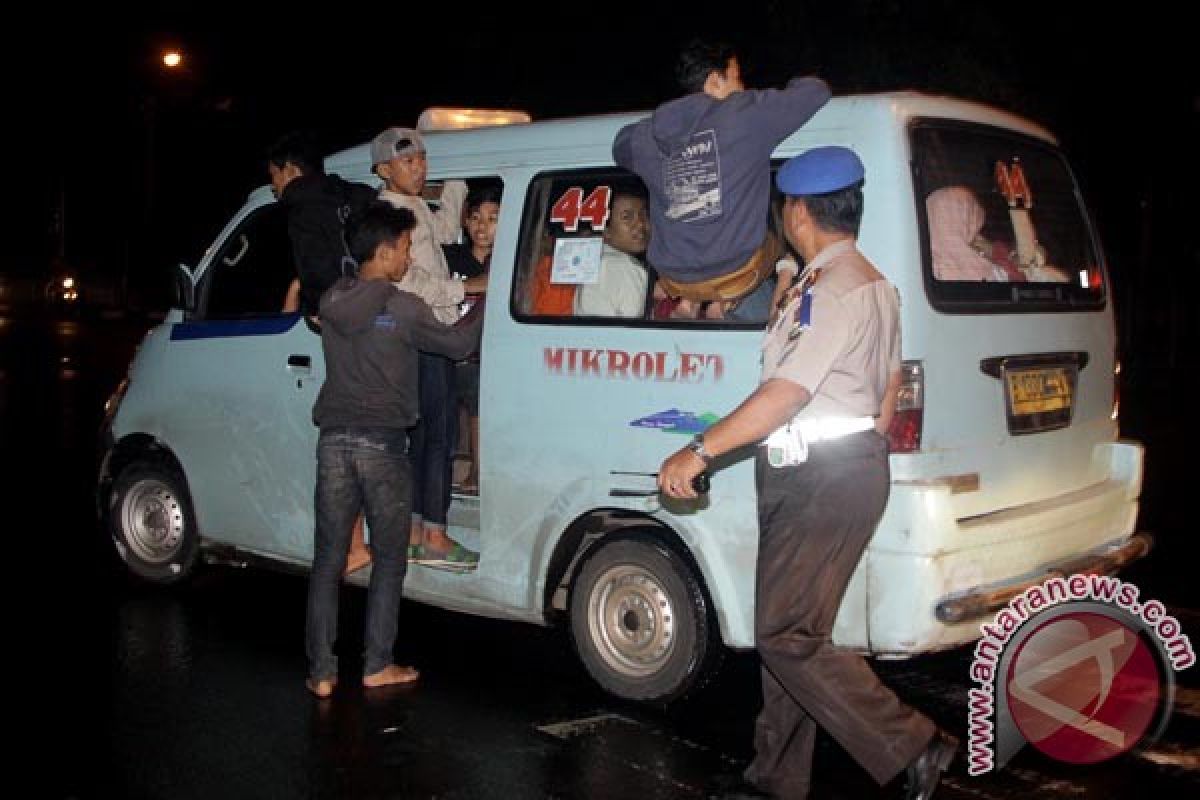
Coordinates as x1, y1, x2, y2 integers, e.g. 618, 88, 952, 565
174, 263, 197, 312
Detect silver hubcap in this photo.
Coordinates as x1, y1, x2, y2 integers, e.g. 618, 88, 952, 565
587, 564, 675, 677
120, 478, 185, 564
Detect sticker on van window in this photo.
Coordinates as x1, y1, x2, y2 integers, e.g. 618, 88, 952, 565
550, 186, 612, 232
550, 237, 603, 284
543, 347, 725, 383
995, 160, 1034, 209
629, 409, 719, 434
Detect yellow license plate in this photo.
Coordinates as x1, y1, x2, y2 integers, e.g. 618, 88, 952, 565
1006, 367, 1073, 415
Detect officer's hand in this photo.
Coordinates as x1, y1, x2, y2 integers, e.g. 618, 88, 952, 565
658, 448, 705, 500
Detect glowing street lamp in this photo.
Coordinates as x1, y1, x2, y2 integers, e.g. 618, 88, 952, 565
162, 50, 183, 69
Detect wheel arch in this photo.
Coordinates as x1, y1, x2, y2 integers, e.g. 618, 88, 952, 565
541, 509, 720, 634
98, 433, 192, 526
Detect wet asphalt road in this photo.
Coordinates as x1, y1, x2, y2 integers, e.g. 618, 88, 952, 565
5, 309, 1197, 799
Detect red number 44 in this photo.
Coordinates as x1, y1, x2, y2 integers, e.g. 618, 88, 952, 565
550, 186, 612, 232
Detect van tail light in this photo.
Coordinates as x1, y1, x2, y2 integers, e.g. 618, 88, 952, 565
886, 360, 924, 453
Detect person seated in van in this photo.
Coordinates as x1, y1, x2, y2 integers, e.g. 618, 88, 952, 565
927, 186, 1026, 282
372, 126, 487, 568
443, 184, 502, 492
267, 131, 379, 316
529, 231, 577, 316
612, 39, 829, 305
574, 188, 651, 318
306, 202, 483, 697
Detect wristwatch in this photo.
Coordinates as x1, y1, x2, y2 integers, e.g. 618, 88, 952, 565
687, 433, 714, 465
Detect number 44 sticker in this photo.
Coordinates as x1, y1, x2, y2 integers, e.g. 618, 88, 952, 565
550, 186, 612, 232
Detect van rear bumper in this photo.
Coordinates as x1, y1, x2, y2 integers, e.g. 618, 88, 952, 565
851, 440, 1145, 656
933, 531, 1153, 624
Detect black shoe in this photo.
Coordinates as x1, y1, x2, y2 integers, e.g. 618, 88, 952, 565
904, 730, 958, 800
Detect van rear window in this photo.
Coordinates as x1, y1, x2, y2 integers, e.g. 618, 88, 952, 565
911, 120, 1105, 312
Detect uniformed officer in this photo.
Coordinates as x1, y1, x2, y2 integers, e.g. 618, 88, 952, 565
659, 146, 957, 799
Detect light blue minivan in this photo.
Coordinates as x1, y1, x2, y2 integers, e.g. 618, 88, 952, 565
99, 94, 1149, 703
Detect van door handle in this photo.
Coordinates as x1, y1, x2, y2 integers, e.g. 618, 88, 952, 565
287, 354, 312, 370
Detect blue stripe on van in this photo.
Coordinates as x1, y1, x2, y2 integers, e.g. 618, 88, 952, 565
170, 314, 301, 340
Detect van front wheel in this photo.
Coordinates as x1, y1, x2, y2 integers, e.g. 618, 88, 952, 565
570, 538, 718, 704
109, 463, 198, 584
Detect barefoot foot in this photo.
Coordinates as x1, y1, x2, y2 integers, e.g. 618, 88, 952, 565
363, 664, 420, 688
306, 676, 337, 698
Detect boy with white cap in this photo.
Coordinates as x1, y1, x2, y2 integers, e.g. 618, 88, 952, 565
372, 127, 487, 568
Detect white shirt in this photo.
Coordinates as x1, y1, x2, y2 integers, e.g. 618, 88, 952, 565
379, 182, 467, 325
574, 246, 648, 318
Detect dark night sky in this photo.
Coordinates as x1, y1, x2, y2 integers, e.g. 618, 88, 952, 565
7, 0, 1196, 336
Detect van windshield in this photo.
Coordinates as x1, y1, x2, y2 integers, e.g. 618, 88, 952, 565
911, 120, 1105, 312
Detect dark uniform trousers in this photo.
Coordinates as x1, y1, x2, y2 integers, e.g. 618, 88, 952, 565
746, 430, 935, 798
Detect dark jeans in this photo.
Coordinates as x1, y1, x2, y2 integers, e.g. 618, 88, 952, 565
306, 426, 412, 680
409, 352, 456, 529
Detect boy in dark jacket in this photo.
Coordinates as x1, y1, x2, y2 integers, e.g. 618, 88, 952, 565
305, 203, 482, 698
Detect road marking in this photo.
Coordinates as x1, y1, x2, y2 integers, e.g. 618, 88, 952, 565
1003, 767, 1088, 794
536, 712, 638, 739
1138, 745, 1200, 770
536, 711, 744, 793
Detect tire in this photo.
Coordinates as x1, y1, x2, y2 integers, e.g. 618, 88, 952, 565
109, 463, 199, 584
570, 537, 721, 704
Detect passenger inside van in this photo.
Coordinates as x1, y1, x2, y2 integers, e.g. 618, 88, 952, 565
573, 188, 651, 318
529, 231, 576, 315
444, 183, 502, 493
927, 186, 1025, 282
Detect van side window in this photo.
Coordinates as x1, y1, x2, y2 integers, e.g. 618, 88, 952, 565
201, 204, 296, 320
512, 169, 655, 323
512, 169, 779, 328
912, 121, 1106, 312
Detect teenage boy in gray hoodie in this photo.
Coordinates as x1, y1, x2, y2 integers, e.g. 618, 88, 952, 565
613, 39, 829, 306
305, 203, 482, 698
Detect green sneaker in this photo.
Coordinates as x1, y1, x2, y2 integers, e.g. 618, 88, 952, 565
418, 542, 480, 571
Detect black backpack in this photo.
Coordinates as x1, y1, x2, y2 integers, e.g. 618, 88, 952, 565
291, 175, 378, 315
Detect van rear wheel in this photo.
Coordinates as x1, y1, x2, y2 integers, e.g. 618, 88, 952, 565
570, 537, 719, 704
109, 463, 198, 584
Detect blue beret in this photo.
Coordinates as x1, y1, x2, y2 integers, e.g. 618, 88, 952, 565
776, 146, 865, 196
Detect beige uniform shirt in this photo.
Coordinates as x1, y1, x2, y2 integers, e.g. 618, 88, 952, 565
380, 182, 467, 325
761, 239, 901, 420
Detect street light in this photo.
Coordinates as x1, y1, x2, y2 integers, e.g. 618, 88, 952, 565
132, 46, 186, 309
